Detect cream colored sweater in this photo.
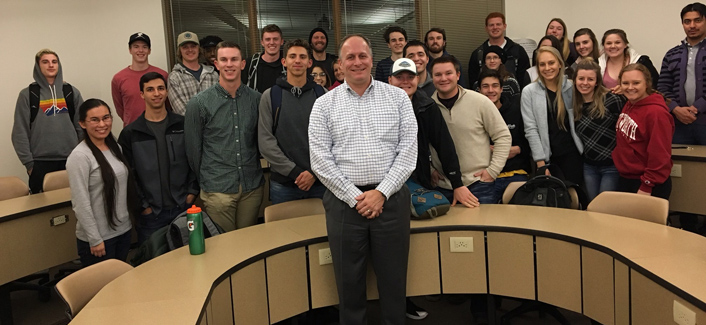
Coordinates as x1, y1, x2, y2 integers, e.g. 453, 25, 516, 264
431, 86, 511, 189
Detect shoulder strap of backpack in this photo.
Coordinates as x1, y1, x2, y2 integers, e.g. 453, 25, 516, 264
28, 83, 40, 128
313, 84, 325, 97
62, 83, 76, 124
270, 85, 283, 134
247, 53, 261, 88
476, 48, 484, 68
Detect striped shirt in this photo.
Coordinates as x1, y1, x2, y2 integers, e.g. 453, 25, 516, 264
184, 83, 264, 194
309, 78, 418, 207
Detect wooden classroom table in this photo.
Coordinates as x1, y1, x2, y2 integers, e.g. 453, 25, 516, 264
68, 205, 706, 325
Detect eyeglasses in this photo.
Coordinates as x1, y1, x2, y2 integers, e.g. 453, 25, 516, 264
86, 115, 113, 125
311, 73, 327, 78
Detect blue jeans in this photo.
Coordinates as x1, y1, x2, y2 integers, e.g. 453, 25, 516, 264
269, 180, 326, 205
673, 120, 706, 145
494, 174, 529, 203
77, 230, 132, 267
137, 206, 185, 245
436, 180, 497, 204
583, 163, 619, 202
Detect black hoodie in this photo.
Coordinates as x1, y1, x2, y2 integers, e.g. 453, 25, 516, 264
468, 37, 531, 89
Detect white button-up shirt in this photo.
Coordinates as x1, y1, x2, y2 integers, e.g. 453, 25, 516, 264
309, 77, 418, 207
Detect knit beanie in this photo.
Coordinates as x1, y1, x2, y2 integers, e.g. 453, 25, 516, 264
484, 45, 507, 64
309, 28, 329, 46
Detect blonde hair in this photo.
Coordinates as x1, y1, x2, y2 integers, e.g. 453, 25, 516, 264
35, 49, 58, 64
573, 59, 609, 120
547, 18, 570, 61
536, 46, 569, 131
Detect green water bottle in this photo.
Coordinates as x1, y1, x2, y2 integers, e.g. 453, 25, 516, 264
187, 205, 205, 255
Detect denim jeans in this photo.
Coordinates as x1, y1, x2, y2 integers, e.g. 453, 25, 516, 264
137, 206, 185, 245
436, 180, 497, 204
76, 230, 132, 267
673, 120, 706, 145
493, 174, 529, 203
583, 163, 619, 202
269, 180, 326, 205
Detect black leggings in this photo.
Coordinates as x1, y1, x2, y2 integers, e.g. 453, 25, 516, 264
549, 151, 584, 187
617, 176, 672, 200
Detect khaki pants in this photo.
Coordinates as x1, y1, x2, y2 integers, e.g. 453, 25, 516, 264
200, 185, 264, 232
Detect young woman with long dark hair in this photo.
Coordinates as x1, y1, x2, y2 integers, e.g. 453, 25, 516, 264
67, 99, 137, 267
570, 28, 600, 73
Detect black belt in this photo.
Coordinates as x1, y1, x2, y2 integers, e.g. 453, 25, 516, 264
356, 184, 379, 192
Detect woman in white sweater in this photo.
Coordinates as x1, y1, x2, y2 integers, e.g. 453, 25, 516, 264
67, 98, 136, 267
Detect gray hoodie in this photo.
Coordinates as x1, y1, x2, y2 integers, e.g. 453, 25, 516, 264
12, 54, 84, 170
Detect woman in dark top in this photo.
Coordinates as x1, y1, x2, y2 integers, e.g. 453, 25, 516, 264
521, 46, 584, 185
573, 60, 626, 201
545, 18, 579, 66
472, 45, 521, 98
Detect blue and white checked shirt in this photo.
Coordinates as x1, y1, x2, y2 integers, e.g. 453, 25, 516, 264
309, 78, 418, 207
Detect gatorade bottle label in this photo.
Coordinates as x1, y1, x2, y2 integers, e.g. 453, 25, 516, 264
188, 220, 195, 231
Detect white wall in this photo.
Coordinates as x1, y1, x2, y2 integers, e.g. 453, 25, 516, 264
505, 0, 687, 66
1, 0, 169, 182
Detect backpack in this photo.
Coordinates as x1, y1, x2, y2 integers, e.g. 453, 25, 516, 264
246, 52, 287, 90
406, 179, 451, 220
270, 84, 325, 134
166, 209, 225, 251
509, 165, 587, 209
129, 225, 170, 266
28, 82, 76, 129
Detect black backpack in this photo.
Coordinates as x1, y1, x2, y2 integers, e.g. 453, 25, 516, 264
509, 165, 587, 209
28, 82, 76, 129
166, 209, 225, 251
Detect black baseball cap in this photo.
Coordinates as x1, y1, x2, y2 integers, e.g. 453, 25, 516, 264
200, 35, 223, 48
129, 32, 151, 48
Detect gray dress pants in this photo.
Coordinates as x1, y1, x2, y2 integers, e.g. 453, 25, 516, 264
323, 185, 411, 325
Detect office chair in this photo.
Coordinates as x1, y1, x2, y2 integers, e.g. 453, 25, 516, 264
42, 170, 70, 192
55, 259, 133, 319
587, 191, 669, 225
264, 198, 325, 223
0, 176, 30, 200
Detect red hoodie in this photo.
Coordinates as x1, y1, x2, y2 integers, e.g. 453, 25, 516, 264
612, 93, 674, 193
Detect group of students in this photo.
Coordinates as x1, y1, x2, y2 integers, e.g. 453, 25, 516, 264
10, 2, 706, 324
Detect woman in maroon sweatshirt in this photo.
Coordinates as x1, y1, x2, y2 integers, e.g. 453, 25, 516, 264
613, 63, 674, 199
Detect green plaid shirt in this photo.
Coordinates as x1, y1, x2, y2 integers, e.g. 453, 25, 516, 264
185, 83, 263, 194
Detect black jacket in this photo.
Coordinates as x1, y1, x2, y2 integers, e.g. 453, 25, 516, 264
468, 37, 531, 89
118, 112, 198, 214
411, 90, 463, 189
497, 95, 531, 174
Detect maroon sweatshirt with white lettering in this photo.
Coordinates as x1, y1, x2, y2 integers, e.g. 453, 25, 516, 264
612, 93, 674, 193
